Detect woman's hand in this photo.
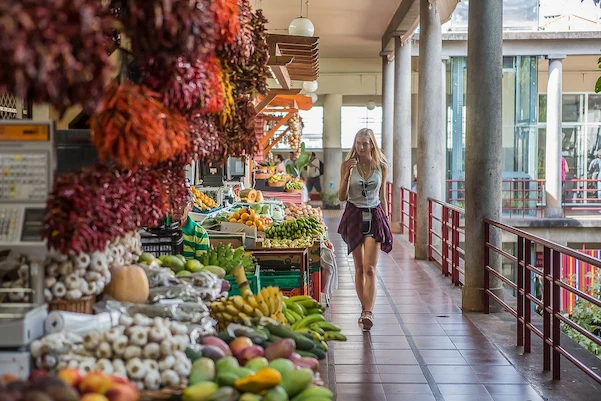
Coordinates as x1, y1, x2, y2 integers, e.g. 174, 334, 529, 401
342, 158, 357, 179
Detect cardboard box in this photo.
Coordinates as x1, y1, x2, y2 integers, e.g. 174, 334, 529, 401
208, 232, 245, 248
249, 248, 309, 274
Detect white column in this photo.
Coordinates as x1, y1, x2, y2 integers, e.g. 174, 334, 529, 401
323, 94, 343, 209
415, 0, 444, 259
463, 0, 503, 312
392, 36, 413, 232
545, 56, 565, 218
381, 53, 395, 171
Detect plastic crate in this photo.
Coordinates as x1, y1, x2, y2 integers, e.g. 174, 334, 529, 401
260, 270, 309, 296
310, 271, 321, 301
140, 224, 183, 257
226, 267, 261, 296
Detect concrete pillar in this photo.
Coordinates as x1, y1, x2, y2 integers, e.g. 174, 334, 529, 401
323, 94, 343, 209
463, 0, 503, 312
545, 57, 565, 218
381, 53, 394, 171
415, 0, 444, 259
391, 36, 413, 232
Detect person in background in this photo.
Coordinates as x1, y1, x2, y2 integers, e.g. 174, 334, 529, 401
561, 156, 569, 202
274, 154, 286, 174
589, 150, 601, 199
337, 128, 393, 331
411, 164, 417, 192
304, 152, 322, 194
285, 151, 299, 177
167, 194, 210, 260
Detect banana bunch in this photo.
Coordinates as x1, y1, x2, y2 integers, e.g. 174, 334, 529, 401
210, 286, 286, 331
282, 295, 347, 342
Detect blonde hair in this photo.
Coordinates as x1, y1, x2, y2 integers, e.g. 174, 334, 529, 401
345, 128, 388, 171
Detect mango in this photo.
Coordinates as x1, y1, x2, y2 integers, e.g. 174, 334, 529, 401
206, 387, 239, 401
280, 368, 313, 397
181, 382, 218, 401
264, 386, 288, 401
216, 356, 239, 373
164, 256, 185, 272
176, 270, 191, 276
138, 252, 155, 263
200, 336, 232, 356
216, 372, 240, 388
264, 338, 295, 361
245, 357, 269, 372
268, 359, 295, 377
291, 385, 334, 401
238, 394, 262, 401
201, 265, 226, 278
190, 358, 215, 383
176, 254, 187, 263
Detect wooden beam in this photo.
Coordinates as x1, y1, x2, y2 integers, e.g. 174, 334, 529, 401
254, 93, 277, 115
259, 111, 295, 148
264, 127, 291, 153
263, 108, 299, 114
267, 34, 319, 46
267, 55, 294, 66
271, 65, 292, 89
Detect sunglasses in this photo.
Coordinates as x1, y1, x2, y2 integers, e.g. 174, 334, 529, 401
362, 181, 368, 197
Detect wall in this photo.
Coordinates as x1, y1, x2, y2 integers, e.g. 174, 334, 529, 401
538, 55, 599, 93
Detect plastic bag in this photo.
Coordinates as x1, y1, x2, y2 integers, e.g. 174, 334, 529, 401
320, 243, 338, 294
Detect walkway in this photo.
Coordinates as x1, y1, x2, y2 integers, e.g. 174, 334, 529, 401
322, 213, 600, 401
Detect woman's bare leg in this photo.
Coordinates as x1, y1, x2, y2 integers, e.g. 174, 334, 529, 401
362, 237, 380, 312
351, 244, 365, 309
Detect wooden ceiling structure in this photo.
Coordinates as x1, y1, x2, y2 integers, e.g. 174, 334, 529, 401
255, 34, 320, 153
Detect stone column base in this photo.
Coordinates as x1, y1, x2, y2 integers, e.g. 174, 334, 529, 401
391, 221, 402, 233
462, 286, 505, 313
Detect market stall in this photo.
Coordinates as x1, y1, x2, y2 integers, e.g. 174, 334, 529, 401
0, 1, 339, 399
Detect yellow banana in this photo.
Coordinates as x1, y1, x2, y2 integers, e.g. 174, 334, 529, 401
230, 296, 246, 310
238, 312, 252, 326
261, 288, 276, 314
222, 312, 234, 322
246, 294, 260, 309
253, 308, 265, 318
242, 303, 254, 315
225, 304, 240, 316
255, 293, 270, 316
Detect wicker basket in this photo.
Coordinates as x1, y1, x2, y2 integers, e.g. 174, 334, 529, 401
48, 295, 96, 314
140, 387, 184, 401
255, 172, 273, 180
268, 181, 286, 187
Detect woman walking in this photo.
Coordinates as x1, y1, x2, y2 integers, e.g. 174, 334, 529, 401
337, 128, 393, 331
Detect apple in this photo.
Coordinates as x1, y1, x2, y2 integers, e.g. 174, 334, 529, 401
105, 383, 139, 401
58, 368, 83, 388
229, 336, 253, 356
79, 371, 112, 395
80, 395, 109, 401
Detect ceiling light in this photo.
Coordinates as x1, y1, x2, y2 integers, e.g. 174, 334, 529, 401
302, 81, 318, 93
288, 1, 314, 37
366, 101, 376, 110
309, 93, 318, 103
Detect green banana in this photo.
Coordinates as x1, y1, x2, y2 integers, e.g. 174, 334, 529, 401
297, 302, 308, 316
305, 307, 322, 315
287, 295, 313, 303
323, 332, 347, 342
309, 324, 325, 335
314, 321, 341, 332
285, 311, 297, 324
288, 310, 302, 322
284, 300, 305, 316
292, 314, 326, 330
296, 299, 320, 309
320, 340, 328, 351
308, 330, 323, 342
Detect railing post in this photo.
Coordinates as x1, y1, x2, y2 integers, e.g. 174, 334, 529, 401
483, 220, 490, 314
517, 236, 524, 347
552, 250, 561, 380
524, 239, 532, 353
412, 192, 417, 244
401, 189, 405, 235
428, 200, 433, 261
410, 192, 416, 244
543, 246, 551, 372
441, 205, 449, 275
452, 210, 460, 286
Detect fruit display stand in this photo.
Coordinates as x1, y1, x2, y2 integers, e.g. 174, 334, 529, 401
249, 249, 309, 297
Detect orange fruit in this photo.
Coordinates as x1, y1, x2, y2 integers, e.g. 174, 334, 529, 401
241, 213, 250, 221
246, 221, 254, 227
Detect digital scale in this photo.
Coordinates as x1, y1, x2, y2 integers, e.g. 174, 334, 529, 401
0, 120, 53, 377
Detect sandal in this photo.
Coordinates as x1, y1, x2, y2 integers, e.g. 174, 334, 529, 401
361, 311, 374, 331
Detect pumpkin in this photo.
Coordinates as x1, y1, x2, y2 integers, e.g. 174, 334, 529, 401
104, 264, 149, 304
255, 191, 264, 203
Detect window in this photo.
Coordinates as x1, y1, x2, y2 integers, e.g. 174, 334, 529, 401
341, 106, 382, 149
271, 106, 323, 150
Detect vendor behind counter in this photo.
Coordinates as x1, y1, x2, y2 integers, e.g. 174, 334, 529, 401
167, 194, 210, 260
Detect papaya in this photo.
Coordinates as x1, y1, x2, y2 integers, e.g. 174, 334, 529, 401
280, 367, 313, 397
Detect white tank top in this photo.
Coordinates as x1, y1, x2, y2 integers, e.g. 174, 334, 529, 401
347, 167, 381, 209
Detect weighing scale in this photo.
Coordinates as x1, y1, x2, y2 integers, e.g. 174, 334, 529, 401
0, 120, 53, 377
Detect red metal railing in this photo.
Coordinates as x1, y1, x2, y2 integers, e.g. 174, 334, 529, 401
386, 181, 392, 219
448, 179, 545, 217
563, 178, 601, 212
401, 187, 416, 243
428, 198, 465, 286
484, 219, 601, 384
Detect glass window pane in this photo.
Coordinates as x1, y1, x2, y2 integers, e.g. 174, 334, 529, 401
538, 94, 546, 123
587, 94, 601, 124
562, 94, 584, 123
341, 106, 382, 149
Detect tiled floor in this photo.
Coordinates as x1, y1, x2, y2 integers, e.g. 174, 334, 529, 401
323, 214, 545, 401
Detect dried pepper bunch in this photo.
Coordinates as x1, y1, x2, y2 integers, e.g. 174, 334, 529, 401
44, 164, 180, 254
142, 55, 225, 116
180, 114, 226, 165
0, 0, 114, 116
218, 0, 254, 68
222, 95, 259, 157
213, 0, 241, 47
90, 82, 189, 171
116, 0, 217, 62
233, 9, 270, 97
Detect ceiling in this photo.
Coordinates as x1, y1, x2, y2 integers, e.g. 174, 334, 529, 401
256, 0, 401, 58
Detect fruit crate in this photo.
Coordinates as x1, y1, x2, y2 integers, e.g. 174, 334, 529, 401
226, 266, 261, 296
260, 270, 309, 297
140, 223, 183, 257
